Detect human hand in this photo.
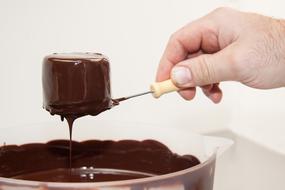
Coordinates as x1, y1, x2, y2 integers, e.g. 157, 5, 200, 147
156, 7, 285, 103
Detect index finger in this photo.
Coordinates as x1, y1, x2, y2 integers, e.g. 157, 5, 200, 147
156, 19, 218, 82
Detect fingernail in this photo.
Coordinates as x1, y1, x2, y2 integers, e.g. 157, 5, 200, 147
171, 66, 192, 86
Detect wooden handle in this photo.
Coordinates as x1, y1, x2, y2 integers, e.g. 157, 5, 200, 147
150, 79, 179, 98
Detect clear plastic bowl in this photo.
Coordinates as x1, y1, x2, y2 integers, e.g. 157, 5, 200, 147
0, 119, 232, 190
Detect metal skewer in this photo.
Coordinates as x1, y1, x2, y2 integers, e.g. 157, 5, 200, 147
114, 91, 153, 103
114, 79, 179, 104
124, 91, 153, 100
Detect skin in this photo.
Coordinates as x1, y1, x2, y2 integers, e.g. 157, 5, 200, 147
156, 7, 285, 103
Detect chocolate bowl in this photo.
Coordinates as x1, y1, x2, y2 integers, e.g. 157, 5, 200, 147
0, 120, 232, 190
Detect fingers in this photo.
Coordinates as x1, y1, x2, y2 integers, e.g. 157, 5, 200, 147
178, 87, 196, 101
202, 83, 223, 103
176, 84, 222, 103
156, 18, 220, 82
155, 7, 240, 102
171, 46, 235, 87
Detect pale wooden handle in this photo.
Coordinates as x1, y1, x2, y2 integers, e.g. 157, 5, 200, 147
150, 79, 179, 98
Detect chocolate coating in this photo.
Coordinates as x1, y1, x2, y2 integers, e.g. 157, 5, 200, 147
0, 139, 200, 182
42, 53, 113, 117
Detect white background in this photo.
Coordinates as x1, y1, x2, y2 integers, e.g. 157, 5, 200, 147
0, 0, 285, 154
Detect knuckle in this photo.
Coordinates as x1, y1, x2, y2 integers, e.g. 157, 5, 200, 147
228, 50, 244, 79
168, 32, 178, 45
198, 20, 216, 34
229, 51, 241, 70
212, 7, 233, 14
209, 7, 238, 22
192, 56, 216, 85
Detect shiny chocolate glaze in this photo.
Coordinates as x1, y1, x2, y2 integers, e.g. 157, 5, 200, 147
42, 53, 113, 118
0, 139, 200, 182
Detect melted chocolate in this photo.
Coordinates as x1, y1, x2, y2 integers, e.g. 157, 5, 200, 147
0, 139, 200, 182
42, 53, 115, 167
36, 52, 204, 184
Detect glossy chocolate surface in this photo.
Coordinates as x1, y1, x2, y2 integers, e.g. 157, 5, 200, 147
0, 53, 204, 184
42, 53, 113, 118
0, 139, 200, 182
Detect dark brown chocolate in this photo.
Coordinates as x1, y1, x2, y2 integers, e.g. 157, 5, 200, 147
0, 139, 200, 182
42, 53, 116, 168
42, 53, 113, 118
36, 52, 205, 185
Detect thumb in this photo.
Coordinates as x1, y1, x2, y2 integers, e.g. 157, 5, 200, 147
171, 49, 235, 87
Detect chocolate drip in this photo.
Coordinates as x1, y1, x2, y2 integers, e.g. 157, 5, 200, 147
18, 52, 204, 183
42, 53, 116, 170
